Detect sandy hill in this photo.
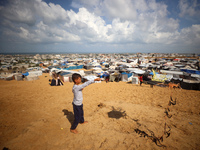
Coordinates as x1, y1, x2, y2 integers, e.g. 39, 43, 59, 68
0, 73, 200, 150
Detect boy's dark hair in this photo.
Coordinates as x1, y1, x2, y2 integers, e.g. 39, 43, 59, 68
72, 73, 82, 83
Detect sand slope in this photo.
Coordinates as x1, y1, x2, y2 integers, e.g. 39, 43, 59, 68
0, 73, 200, 150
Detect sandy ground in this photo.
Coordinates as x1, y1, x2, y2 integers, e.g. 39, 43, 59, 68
0, 73, 200, 150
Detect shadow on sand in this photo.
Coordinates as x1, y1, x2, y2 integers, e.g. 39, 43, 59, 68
62, 109, 74, 125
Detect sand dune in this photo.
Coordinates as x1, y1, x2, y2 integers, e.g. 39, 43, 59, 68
0, 73, 200, 150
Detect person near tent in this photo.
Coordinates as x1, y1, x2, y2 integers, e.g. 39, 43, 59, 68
139, 75, 143, 86
70, 73, 100, 134
50, 72, 63, 86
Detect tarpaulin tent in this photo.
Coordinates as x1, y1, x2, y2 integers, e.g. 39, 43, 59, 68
25, 75, 39, 81
121, 72, 133, 82
28, 70, 42, 76
83, 75, 101, 83
14, 74, 23, 81
59, 72, 73, 82
181, 69, 200, 75
149, 71, 158, 75
132, 76, 139, 84
121, 74, 128, 81
152, 74, 173, 82
126, 68, 145, 74
22, 72, 29, 76
180, 79, 200, 90
109, 72, 120, 82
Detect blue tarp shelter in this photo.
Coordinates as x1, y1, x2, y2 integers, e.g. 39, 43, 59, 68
121, 72, 132, 78
22, 72, 29, 76
181, 69, 200, 75
149, 72, 158, 75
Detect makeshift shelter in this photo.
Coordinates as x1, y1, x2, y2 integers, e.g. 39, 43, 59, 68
84, 64, 94, 70
25, 75, 39, 81
0, 73, 14, 81
126, 68, 145, 75
64, 65, 83, 70
42, 68, 49, 73
132, 76, 139, 84
181, 69, 200, 75
160, 70, 184, 75
109, 72, 120, 82
84, 70, 93, 75
5, 74, 14, 81
121, 73, 128, 82
121, 72, 133, 82
28, 70, 42, 76
22, 72, 29, 76
59, 72, 73, 82
150, 70, 172, 82
83, 75, 101, 83
14, 74, 23, 81
152, 74, 173, 82
180, 79, 200, 90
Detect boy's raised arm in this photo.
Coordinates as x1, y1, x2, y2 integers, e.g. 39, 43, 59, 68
76, 78, 101, 90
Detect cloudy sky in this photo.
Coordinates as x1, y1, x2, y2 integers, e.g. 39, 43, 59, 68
0, 0, 200, 54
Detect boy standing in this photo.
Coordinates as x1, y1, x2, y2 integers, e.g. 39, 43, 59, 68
139, 75, 143, 86
70, 73, 101, 134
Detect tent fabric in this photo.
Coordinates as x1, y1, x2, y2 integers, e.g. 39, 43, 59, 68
5, 74, 14, 81
149, 72, 158, 75
109, 74, 116, 82
84, 70, 93, 75
181, 69, 200, 75
121, 72, 132, 78
63, 65, 83, 70
59, 72, 73, 82
14, 74, 23, 81
132, 77, 139, 84
22, 72, 29, 76
121, 74, 128, 81
60, 72, 71, 76
62, 76, 72, 82
28, 71, 42, 76
83, 75, 101, 83
171, 78, 182, 84
25, 75, 39, 81
180, 80, 200, 90
109, 73, 120, 82
152, 74, 173, 82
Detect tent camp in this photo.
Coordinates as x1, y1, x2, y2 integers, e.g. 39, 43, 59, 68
0, 73, 14, 81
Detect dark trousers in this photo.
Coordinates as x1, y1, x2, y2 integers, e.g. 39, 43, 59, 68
71, 103, 84, 130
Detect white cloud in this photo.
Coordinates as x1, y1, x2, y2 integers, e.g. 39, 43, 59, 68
179, 24, 200, 44
179, 0, 200, 17
0, 0, 36, 25
101, 0, 137, 20
35, 0, 69, 24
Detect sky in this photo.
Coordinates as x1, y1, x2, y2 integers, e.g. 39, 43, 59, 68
0, 0, 200, 54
